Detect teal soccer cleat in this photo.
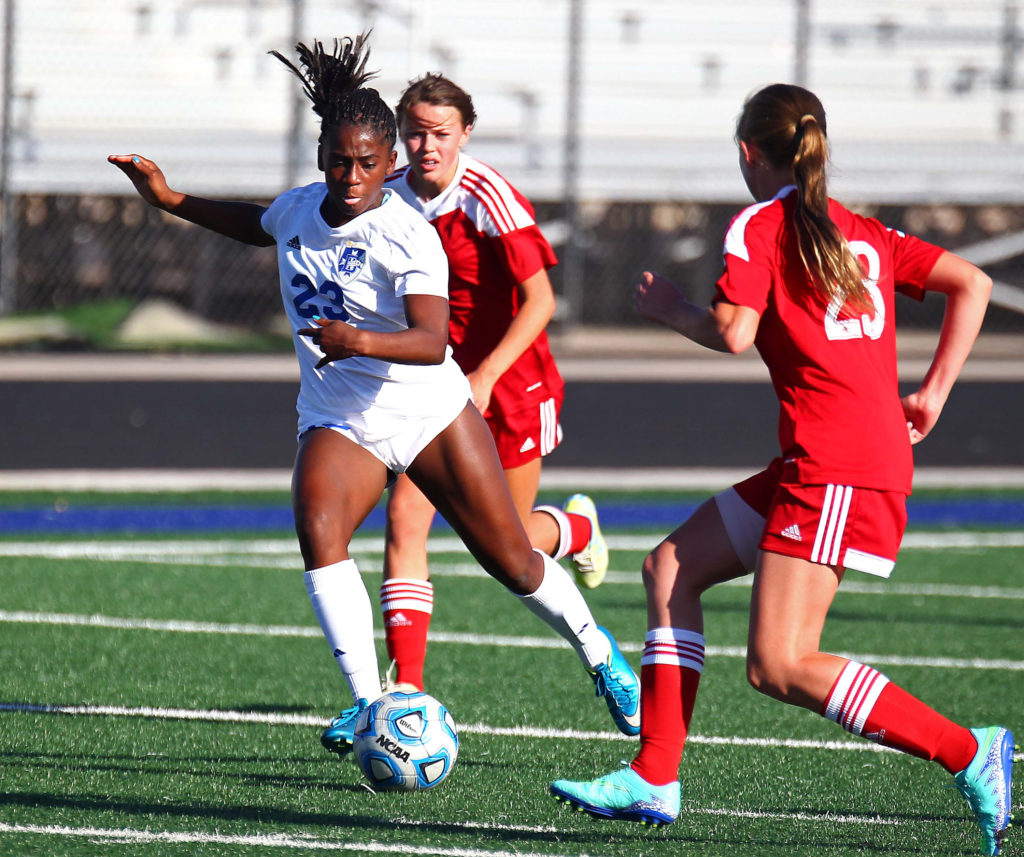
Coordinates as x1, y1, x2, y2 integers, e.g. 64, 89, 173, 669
564, 493, 608, 589
954, 726, 1016, 855
550, 767, 680, 827
320, 698, 369, 757
589, 626, 640, 736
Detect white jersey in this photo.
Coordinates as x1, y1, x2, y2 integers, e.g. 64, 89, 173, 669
261, 184, 471, 450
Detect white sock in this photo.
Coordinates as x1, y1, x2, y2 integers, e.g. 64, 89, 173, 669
304, 559, 380, 704
517, 550, 610, 669
534, 504, 572, 560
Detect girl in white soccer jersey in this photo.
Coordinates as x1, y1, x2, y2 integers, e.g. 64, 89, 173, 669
550, 83, 1015, 856
378, 73, 608, 696
108, 34, 639, 757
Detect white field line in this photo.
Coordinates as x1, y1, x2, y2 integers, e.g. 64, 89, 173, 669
2, 533, 1024, 601
2, 609, 1023, 672
4, 700, 1023, 765
0, 821, 554, 856
0, 805, 919, 854
0, 529, 1022, 559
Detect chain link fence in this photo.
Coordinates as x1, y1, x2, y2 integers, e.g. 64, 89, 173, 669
2, 0, 1024, 342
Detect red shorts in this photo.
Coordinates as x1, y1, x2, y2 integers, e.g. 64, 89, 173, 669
729, 459, 907, 578
485, 394, 564, 469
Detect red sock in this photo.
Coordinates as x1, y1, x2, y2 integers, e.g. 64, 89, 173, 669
380, 579, 433, 691
630, 628, 705, 786
823, 660, 977, 774
564, 512, 592, 555
533, 505, 592, 560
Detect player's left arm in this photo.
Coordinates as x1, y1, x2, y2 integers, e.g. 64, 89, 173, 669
298, 294, 450, 369
901, 251, 992, 444
466, 268, 555, 413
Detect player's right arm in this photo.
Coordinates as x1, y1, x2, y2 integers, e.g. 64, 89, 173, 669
107, 154, 274, 247
633, 270, 760, 354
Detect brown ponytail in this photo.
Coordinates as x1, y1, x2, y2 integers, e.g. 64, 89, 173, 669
737, 85, 870, 313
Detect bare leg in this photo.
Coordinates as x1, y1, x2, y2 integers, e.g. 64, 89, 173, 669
407, 403, 615, 673
508, 457, 561, 556
292, 428, 389, 570
292, 428, 390, 707
645, 497, 751, 631
383, 473, 435, 582
745, 551, 846, 709
407, 404, 543, 593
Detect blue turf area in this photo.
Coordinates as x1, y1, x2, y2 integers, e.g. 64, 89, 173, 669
0, 498, 1021, 534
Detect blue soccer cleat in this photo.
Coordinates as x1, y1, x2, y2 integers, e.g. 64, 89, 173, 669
550, 767, 680, 827
589, 626, 640, 736
954, 726, 1016, 856
320, 698, 369, 757
564, 493, 608, 589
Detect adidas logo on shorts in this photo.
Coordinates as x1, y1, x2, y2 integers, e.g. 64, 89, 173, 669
287, 235, 302, 249
519, 437, 536, 454
781, 523, 802, 541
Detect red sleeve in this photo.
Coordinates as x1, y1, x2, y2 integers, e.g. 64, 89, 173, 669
488, 224, 559, 283
713, 204, 777, 313
887, 227, 944, 301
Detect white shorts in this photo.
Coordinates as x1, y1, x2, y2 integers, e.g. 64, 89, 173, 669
713, 486, 766, 573
299, 387, 472, 476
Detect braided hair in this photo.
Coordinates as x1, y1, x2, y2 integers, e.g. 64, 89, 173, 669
270, 33, 397, 149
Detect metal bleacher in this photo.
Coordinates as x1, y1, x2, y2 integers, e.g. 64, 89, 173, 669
9, 0, 1024, 203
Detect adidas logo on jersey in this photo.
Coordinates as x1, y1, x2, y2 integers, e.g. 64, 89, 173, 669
519, 437, 536, 454
781, 523, 802, 541
386, 611, 413, 628
287, 235, 302, 249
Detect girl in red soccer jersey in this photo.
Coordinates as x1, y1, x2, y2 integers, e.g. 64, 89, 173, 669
110, 35, 638, 758
379, 74, 610, 694
550, 83, 1014, 856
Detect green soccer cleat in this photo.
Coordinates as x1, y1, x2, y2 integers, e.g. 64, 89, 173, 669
954, 726, 1016, 855
320, 698, 369, 757
589, 626, 641, 736
550, 767, 680, 827
564, 493, 608, 589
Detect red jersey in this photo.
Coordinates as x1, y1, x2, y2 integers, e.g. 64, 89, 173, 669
386, 154, 563, 418
715, 186, 943, 493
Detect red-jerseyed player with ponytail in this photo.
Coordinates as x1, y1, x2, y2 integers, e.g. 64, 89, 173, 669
380, 74, 610, 694
550, 83, 1014, 856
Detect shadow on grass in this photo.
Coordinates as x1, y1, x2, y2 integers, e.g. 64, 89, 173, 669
0, 788, 968, 854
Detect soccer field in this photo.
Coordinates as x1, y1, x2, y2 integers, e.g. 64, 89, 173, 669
0, 493, 1021, 856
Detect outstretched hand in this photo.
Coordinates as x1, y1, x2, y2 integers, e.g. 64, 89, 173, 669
633, 270, 685, 327
107, 154, 181, 209
298, 317, 365, 369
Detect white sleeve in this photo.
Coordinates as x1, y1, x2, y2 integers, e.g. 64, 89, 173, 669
392, 222, 449, 299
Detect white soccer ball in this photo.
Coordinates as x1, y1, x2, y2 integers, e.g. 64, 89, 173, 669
352, 691, 458, 791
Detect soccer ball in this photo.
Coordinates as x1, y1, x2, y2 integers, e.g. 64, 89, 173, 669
352, 691, 458, 791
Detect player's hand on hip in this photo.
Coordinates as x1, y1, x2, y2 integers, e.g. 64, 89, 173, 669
107, 154, 179, 209
901, 389, 942, 445
465, 369, 495, 414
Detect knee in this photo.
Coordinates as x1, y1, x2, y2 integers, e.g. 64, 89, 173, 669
745, 648, 796, 703
641, 544, 672, 589
641, 543, 697, 597
294, 506, 344, 560
501, 550, 542, 596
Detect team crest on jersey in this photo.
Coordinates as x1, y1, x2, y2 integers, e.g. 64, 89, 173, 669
337, 242, 368, 282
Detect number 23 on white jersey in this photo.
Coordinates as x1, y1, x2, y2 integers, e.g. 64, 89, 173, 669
824, 240, 885, 341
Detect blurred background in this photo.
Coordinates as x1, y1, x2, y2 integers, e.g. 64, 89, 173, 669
1, 0, 1024, 340
0, 0, 1020, 480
